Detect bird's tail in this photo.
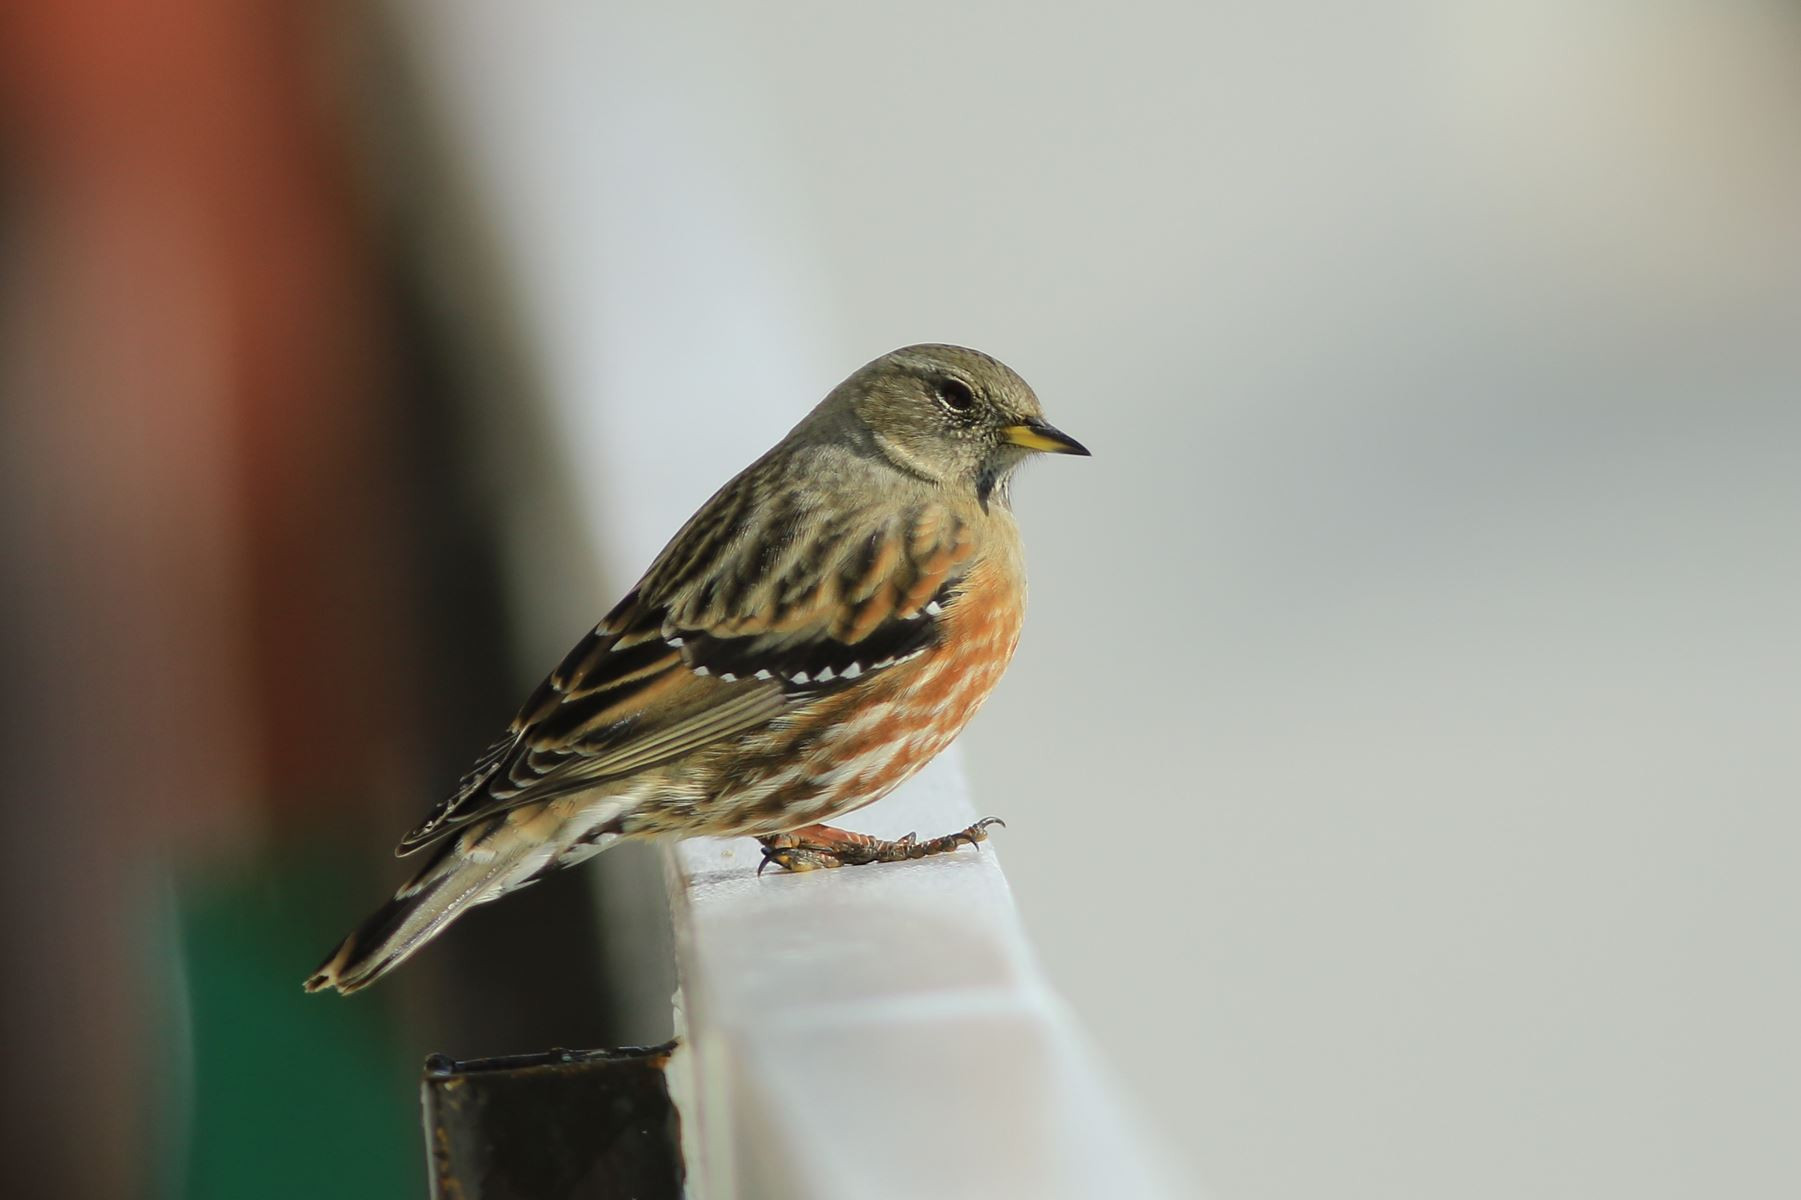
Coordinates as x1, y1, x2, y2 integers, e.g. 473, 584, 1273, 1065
304, 804, 618, 995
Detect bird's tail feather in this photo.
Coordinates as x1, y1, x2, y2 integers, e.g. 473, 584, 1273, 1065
303, 807, 609, 995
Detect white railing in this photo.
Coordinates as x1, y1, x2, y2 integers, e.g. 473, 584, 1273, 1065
665, 751, 1184, 1199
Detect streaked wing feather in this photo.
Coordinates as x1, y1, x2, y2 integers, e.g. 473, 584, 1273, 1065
398, 476, 974, 855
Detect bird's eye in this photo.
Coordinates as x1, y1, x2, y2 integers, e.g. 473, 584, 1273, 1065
937, 378, 977, 412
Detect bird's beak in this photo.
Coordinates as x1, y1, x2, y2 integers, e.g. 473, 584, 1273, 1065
999, 419, 1091, 457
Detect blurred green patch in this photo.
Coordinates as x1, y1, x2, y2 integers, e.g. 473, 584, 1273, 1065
175, 843, 416, 1200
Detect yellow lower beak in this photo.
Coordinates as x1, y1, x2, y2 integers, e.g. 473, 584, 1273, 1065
1000, 420, 1091, 456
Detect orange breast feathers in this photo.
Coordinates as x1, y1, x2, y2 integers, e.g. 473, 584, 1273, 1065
745, 547, 1029, 822
909, 555, 1026, 716
854, 553, 1027, 766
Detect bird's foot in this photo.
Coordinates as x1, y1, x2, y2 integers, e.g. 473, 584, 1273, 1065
757, 817, 1004, 875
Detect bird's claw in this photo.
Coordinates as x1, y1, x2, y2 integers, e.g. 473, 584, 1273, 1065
757, 841, 847, 875
755, 817, 1006, 874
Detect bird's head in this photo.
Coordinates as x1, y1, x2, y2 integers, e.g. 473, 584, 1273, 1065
827, 344, 1089, 508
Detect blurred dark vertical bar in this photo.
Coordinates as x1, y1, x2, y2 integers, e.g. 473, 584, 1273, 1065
373, 215, 629, 1055
355, 3, 674, 1060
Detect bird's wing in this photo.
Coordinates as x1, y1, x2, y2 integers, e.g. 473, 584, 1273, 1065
397, 481, 976, 854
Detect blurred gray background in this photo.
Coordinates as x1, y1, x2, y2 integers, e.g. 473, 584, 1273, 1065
391, 3, 1801, 1196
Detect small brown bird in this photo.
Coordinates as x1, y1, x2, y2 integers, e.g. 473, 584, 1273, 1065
306, 344, 1087, 994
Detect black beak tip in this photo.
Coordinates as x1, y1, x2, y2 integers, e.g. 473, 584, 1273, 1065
1031, 419, 1091, 457
1049, 426, 1092, 457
